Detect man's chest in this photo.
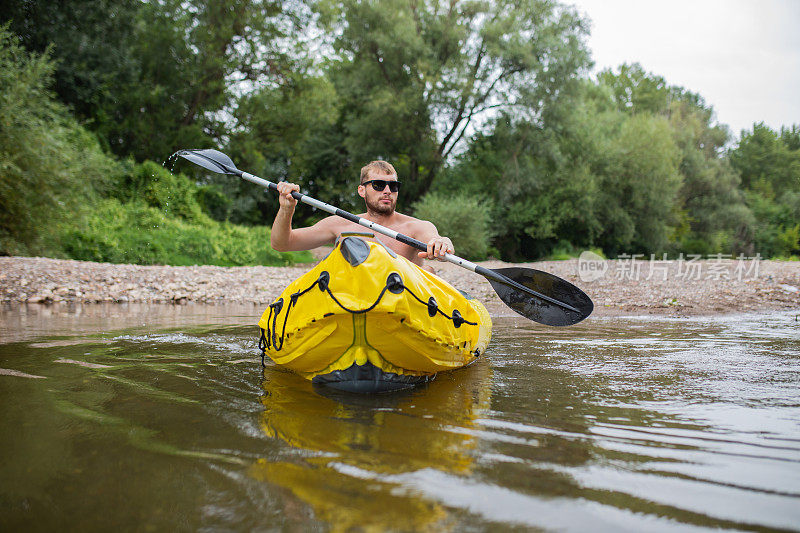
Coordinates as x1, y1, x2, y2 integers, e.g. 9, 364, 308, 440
335, 221, 419, 263
375, 234, 419, 262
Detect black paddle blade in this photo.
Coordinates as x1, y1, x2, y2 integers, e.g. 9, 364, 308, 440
177, 149, 239, 175
488, 267, 593, 326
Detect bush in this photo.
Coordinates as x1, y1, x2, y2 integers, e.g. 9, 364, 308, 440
0, 27, 120, 255
412, 193, 495, 260
114, 160, 205, 221
61, 199, 311, 266
196, 184, 232, 221
776, 224, 800, 259
547, 240, 580, 261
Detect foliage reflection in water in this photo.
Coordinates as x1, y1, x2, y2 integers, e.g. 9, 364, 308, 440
0, 304, 798, 531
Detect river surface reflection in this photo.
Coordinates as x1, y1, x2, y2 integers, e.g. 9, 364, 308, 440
1, 304, 798, 531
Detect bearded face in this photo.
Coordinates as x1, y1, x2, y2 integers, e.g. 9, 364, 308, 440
364, 189, 397, 215
360, 174, 399, 215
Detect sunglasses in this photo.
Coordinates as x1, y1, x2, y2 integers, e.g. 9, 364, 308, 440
362, 179, 401, 193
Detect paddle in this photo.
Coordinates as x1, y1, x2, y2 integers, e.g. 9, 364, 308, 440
175, 148, 593, 326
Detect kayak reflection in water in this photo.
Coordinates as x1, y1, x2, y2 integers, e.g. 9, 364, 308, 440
270, 160, 453, 272
252, 363, 493, 531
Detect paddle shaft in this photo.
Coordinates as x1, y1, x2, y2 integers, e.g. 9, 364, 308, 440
238, 171, 579, 313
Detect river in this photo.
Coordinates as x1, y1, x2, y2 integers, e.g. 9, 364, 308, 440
1, 303, 798, 531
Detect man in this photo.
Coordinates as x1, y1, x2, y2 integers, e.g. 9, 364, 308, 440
270, 160, 454, 270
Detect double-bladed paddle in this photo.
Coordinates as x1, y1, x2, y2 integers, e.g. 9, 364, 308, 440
175, 148, 593, 326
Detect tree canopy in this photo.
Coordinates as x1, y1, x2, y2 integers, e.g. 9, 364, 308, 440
317, 0, 590, 199
1, 2, 798, 262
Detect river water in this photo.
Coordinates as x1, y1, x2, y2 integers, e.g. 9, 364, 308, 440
1, 304, 799, 532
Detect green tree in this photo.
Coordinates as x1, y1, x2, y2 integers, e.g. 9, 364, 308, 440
730, 123, 800, 257
2, 0, 141, 133
443, 111, 601, 259
598, 64, 753, 255
441, 78, 683, 260
0, 27, 119, 255
730, 123, 800, 195
222, 74, 344, 226
317, 0, 590, 202
412, 192, 495, 260
593, 113, 682, 254
3, 0, 301, 161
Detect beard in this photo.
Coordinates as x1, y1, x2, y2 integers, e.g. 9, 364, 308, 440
366, 194, 396, 215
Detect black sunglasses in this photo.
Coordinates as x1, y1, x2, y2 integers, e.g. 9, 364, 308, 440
362, 179, 401, 192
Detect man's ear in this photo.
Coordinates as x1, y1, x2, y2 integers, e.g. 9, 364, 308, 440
357, 184, 366, 199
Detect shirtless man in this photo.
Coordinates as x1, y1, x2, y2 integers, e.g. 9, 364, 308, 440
270, 160, 454, 270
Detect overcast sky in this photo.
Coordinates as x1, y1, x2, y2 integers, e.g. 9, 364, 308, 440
567, 0, 800, 138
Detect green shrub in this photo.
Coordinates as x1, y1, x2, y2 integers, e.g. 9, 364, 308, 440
412, 193, 495, 260
776, 224, 800, 259
0, 27, 120, 255
196, 184, 232, 221
547, 240, 581, 261
114, 160, 205, 221
61, 199, 311, 266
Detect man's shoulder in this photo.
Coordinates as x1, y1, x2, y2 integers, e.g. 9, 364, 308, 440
396, 212, 435, 230
389, 213, 436, 239
315, 215, 367, 236
316, 215, 353, 228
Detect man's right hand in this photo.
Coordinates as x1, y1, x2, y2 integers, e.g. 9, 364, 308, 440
277, 181, 300, 211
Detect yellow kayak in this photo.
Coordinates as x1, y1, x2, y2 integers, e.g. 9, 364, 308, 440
258, 235, 492, 392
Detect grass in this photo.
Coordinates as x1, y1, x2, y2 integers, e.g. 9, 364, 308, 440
60, 199, 312, 266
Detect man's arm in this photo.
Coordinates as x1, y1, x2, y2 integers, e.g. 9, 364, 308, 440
414, 220, 454, 261
270, 182, 337, 251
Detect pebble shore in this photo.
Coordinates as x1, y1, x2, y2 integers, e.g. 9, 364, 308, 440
1, 253, 798, 317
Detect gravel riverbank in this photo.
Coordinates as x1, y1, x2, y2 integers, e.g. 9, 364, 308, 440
1, 253, 798, 317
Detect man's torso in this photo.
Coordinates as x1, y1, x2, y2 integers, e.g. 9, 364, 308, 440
322, 214, 425, 265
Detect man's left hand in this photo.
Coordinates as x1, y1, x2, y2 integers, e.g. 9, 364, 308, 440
419, 237, 454, 261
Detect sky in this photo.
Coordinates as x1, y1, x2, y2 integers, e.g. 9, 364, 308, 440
567, 0, 800, 138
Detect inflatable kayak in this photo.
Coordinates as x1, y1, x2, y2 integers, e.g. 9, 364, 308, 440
258, 235, 492, 392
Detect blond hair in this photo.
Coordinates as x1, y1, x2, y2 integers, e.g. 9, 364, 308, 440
360, 160, 396, 184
